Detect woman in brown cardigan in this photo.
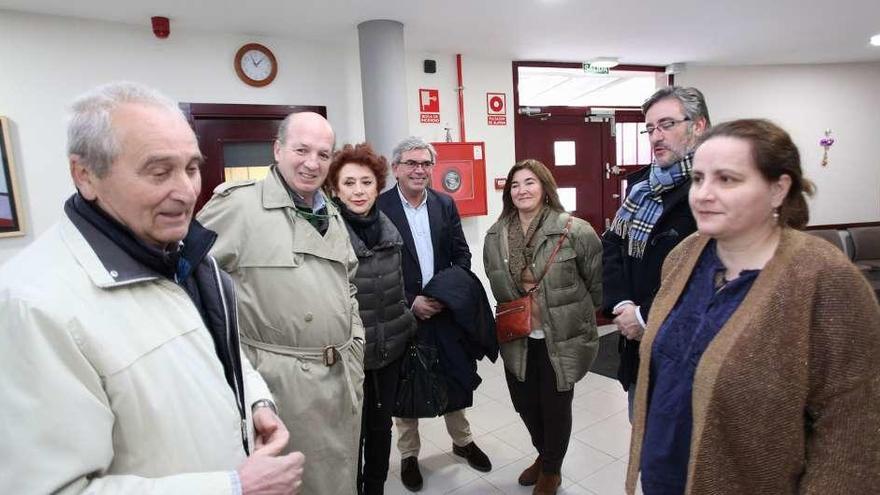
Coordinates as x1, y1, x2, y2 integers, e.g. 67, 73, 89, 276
626, 119, 880, 494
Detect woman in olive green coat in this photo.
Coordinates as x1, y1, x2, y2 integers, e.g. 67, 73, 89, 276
483, 159, 602, 495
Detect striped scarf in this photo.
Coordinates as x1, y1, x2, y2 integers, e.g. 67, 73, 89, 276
609, 153, 693, 259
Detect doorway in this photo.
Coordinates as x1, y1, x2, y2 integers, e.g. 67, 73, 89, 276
180, 103, 326, 211
515, 111, 609, 233
512, 62, 667, 233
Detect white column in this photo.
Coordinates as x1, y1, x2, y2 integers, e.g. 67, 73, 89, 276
357, 19, 409, 183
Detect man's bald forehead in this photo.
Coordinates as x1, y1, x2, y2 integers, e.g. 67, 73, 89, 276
290, 111, 328, 126
278, 111, 334, 145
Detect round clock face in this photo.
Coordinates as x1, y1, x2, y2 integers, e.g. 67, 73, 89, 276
234, 43, 277, 87
241, 49, 273, 81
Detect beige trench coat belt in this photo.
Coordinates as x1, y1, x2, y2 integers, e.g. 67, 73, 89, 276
240, 334, 360, 414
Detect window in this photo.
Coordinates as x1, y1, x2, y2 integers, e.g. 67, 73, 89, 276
223, 142, 273, 181
518, 67, 660, 107
615, 122, 652, 166
554, 141, 576, 166
558, 187, 577, 212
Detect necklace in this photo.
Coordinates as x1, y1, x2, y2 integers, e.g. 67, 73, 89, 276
713, 270, 731, 292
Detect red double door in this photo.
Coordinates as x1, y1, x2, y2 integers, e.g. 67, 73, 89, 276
516, 110, 649, 326
515, 111, 632, 236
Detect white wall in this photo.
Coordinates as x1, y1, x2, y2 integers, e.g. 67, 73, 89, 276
406, 53, 515, 292
678, 62, 880, 225
3, 9, 879, 264
0, 10, 365, 260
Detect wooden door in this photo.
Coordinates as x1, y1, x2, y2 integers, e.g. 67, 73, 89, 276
515, 111, 610, 235
514, 110, 617, 326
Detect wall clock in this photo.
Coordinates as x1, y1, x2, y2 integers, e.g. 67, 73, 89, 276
234, 43, 277, 87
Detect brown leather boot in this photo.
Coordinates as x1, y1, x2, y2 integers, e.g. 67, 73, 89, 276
518, 456, 542, 486
533, 471, 561, 495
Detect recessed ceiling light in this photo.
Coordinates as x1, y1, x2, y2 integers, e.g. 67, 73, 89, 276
871, 34, 880, 46
590, 57, 619, 69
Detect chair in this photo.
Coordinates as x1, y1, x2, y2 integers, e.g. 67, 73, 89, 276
807, 229, 847, 256
849, 226, 880, 271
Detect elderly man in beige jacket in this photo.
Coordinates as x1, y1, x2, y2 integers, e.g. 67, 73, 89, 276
0, 82, 303, 494
199, 112, 366, 495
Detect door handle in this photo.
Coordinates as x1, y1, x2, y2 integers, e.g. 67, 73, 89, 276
612, 193, 620, 199
604, 163, 623, 179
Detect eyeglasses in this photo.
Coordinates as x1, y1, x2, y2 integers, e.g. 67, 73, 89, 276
398, 160, 435, 170
640, 118, 691, 135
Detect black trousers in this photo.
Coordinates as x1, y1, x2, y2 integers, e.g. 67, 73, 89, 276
357, 359, 401, 495
505, 337, 574, 474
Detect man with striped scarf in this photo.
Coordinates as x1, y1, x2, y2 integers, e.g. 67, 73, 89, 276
601, 86, 711, 420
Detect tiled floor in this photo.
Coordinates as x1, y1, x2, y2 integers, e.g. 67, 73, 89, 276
383, 327, 642, 495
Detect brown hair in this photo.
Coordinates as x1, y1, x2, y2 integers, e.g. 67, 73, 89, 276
499, 159, 564, 220
696, 119, 815, 229
326, 142, 388, 193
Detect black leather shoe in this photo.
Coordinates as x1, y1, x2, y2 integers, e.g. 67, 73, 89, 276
452, 442, 492, 472
400, 457, 423, 491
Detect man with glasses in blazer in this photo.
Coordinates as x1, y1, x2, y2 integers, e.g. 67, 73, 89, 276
378, 136, 492, 492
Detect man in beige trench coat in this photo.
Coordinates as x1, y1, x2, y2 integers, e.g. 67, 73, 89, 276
199, 112, 366, 495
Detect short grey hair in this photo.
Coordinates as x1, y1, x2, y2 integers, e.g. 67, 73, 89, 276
68, 81, 184, 177
642, 86, 711, 127
277, 112, 295, 144
391, 136, 437, 164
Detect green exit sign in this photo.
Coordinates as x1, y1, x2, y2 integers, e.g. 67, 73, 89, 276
583, 63, 610, 75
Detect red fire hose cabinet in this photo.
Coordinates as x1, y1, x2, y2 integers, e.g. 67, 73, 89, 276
430, 141, 487, 217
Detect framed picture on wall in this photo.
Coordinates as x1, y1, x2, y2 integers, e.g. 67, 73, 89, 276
0, 116, 25, 238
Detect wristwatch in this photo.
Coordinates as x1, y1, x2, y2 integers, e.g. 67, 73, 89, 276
251, 399, 277, 415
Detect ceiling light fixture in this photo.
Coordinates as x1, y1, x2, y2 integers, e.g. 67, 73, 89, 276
871, 34, 880, 46
589, 57, 619, 69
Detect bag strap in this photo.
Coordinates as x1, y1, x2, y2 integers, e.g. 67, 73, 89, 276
528, 215, 573, 294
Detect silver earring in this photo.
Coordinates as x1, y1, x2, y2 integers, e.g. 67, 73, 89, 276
773, 208, 780, 222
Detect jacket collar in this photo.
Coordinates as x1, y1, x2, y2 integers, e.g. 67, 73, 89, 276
652, 228, 804, 315
344, 212, 403, 257
396, 184, 428, 209
62, 213, 159, 288
262, 164, 330, 212
487, 211, 570, 269
63, 194, 216, 288
262, 165, 297, 209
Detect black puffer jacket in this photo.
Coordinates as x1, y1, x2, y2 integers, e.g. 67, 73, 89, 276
344, 212, 417, 370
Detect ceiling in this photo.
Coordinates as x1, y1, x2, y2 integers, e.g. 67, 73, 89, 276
2, 0, 879, 66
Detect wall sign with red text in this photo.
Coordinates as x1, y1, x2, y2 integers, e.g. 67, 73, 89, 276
419, 88, 440, 124
486, 92, 507, 126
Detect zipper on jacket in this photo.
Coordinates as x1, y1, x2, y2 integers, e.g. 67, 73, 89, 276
210, 257, 250, 455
